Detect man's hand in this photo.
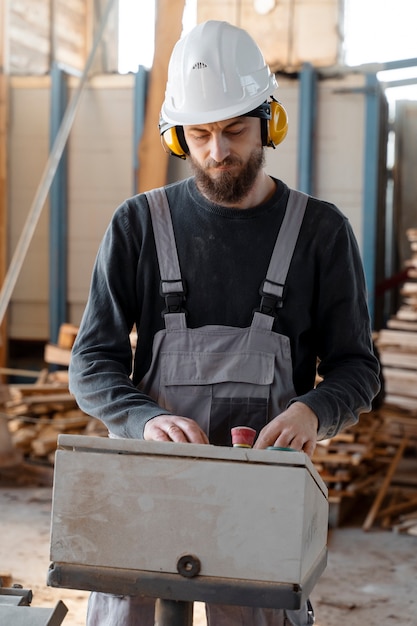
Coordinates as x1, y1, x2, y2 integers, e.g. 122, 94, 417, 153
253, 402, 318, 457
144, 415, 209, 444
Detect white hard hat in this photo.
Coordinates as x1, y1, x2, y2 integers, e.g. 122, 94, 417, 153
160, 20, 278, 126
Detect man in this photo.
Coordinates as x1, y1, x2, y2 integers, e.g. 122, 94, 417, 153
69, 20, 380, 626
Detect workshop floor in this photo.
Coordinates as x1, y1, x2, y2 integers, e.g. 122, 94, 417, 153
1, 485, 416, 626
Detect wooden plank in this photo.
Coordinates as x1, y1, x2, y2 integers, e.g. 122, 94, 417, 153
362, 437, 409, 531
377, 329, 417, 348
8, 382, 70, 396
384, 369, 417, 398
137, 0, 186, 192
44, 343, 72, 367
0, 71, 7, 371
377, 496, 417, 520
380, 351, 417, 369
6, 392, 76, 407
387, 318, 417, 332
0, 0, 7, 372
383, 394, 417, 413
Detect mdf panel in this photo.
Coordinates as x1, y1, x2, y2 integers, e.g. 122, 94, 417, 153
289, 0, 341, 70
54, 0, 89, 70
197, 0, 342, 72
8, 78, 50, 339
7, 0, 117, 75
67, 75, 135, 325
8, 0, 50, 74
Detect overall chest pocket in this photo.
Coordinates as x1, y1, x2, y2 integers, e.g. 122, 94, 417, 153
159, 350, 275, 446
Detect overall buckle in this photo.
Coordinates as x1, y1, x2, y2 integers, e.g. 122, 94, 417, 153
257, 279, 285, 316
160, 280, 187, 317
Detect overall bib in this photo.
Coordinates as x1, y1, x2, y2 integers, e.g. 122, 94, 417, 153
87, 188, 314, 626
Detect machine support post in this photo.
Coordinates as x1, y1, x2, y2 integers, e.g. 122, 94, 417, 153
154, 598, 193, 626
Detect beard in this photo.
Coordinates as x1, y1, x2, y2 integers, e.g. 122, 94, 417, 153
189, 147, 265, 205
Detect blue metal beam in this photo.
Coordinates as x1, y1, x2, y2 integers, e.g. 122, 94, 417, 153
133, 66, 149, 194
297, 63, 317, 194
378, 57, 417, 72
381, 77, 417, 89
49, 63, 68, 344
362, 73, 381, 324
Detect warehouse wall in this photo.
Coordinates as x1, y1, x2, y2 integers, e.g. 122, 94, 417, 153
8, 72, 368, 340
8, 74, 134, 340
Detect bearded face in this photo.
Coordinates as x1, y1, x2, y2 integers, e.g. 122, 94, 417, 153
188, 147, 265, 205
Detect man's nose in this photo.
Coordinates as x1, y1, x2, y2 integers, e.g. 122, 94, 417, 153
209, 134, 230, 163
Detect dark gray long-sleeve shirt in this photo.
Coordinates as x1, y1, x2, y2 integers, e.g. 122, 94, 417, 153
69, 177, 380, 440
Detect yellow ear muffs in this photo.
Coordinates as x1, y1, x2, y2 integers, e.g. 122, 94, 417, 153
266, 100, 289, 147
161, 126, 188, 159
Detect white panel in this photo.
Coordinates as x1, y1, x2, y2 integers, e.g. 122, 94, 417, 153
67, 76, 135, 325
315, 74, 366, 252
267, 74, 366, 252
8, 79, 50, 339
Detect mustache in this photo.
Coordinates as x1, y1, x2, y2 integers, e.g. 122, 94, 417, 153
205, 156, 242, 168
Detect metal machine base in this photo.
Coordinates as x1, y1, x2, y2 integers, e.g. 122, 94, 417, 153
48, 547, 326, 612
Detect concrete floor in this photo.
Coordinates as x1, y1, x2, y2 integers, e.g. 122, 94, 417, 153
0, 485, 416, 625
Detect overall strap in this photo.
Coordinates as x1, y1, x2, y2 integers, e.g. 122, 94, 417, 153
254, 189, 309, 329
145, 187, 187, 329
146, 186, 308, 330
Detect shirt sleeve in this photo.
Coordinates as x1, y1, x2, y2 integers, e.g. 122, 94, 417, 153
289, 216, 381, 439
68, 202, 172, 439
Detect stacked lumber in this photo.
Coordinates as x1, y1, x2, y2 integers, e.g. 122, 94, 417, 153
0, 322, 139, 479
376, 228, 417, 413
313, 409, 417, 533
0, 372, 107, 470
313, 413, 379, 524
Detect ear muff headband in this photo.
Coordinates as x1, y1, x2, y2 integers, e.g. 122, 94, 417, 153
160, 98, 289, 158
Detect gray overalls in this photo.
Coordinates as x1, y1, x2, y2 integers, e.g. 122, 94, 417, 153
140, 187, 308, 447
87, 188, 314, 626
